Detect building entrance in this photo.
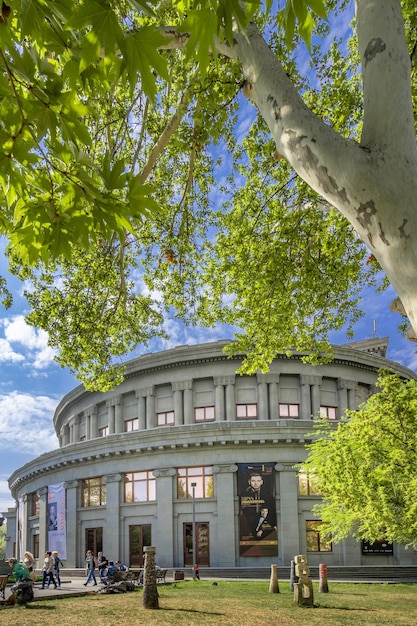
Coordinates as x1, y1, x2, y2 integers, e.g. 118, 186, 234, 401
183, 522, 210, 566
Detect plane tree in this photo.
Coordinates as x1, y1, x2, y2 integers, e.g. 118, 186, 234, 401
0, 0, 416, 388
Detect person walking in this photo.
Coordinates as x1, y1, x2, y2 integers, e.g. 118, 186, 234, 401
41, 551, 57, 589
193, 563, 200, 580
52, 550, 64, 587
83, 549, 97, 586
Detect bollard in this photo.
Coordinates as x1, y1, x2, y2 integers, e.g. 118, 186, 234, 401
142, 546, 159, 609
269, 564, 279, 593
319, 563, 329, 593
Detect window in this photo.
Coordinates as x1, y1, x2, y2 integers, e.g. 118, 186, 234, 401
33, 534, 39, 559
85, 527, 103, 555
157, 411, 174, 426
129, 524, 152, 567
236, 404, 257, 420
195, 406, 215, 422
81, 477, 106, 507
306, 521, 332, 552
177, 466, 214, 499
124, 471, 156, 502
99, 426, 109, 437
279, 403, 299, 418
298, 472, 322, 496
125, 418, 139, 432
30, 492, 40, 517
320, 406, 338, 420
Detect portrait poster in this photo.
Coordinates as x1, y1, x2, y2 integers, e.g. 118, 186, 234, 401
238, 463, 278, 557
48, 482, 67, 559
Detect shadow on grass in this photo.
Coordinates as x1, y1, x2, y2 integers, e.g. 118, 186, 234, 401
158, 607, 225, 617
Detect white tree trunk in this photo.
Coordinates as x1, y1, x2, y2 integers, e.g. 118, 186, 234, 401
232, 0, 417, 337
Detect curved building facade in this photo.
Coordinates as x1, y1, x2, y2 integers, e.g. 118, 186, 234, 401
5, 339, 417, 569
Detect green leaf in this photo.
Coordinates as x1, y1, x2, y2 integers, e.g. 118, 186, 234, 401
121, 27, 169, 100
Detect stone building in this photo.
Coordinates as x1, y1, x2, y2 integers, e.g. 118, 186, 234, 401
4, 339, 417, 569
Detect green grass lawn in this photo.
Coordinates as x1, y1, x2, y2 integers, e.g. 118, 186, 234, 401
2, 581, 417, 626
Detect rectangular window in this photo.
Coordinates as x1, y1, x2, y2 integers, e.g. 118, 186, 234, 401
194, 406, 215, 422
99, 426, 109, 437
306, 520, 332, 552
30, 492, 40, 517
33, 533, 39, 559
320, 406, 338, 420
298, 472, 322, 496
279, 403, 299, 418
81, 477, 106, 507
236, 404, 258, 420
125, 418, 139, 432
177, 466, 214, 499
124, 471, 156, 502
156, 411, 175, 426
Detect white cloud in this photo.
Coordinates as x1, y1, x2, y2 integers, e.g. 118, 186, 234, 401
1, 315, 57, 369
0, 391, 58, 455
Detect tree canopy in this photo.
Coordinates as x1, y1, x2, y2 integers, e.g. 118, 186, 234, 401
300, 370, 417, 547
0, 1, 416, 389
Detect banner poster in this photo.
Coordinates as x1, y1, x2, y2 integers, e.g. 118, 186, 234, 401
47, 482, 67, 559
238, 463, 278, 557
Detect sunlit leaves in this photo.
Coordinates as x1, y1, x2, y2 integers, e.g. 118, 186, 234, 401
301, 370, 417, 547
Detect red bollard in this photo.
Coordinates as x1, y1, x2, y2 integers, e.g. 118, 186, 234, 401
319, 563, 329, 593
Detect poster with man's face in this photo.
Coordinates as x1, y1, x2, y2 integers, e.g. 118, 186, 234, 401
238, 463, 278, 557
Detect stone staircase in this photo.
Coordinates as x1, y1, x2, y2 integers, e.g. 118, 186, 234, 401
60, 566, 417, 583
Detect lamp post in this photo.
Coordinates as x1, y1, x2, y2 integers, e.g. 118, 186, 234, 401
191, 481, 197, 578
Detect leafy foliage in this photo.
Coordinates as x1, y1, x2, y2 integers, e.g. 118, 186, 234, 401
301, 370, 417, 547
0, 1, 414, 388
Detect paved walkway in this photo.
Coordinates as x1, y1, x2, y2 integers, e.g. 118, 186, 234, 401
2, 575, 118, 603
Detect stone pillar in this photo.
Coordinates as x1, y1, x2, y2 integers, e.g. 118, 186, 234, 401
277, 465, 300, 564
38, 486, 48, 558
300, 376, 312, 419
310, 376, 322, 417
172, 384, 184, 426
143, 546, 159, 609
103, 474, 122, 556
20, 494, 29, 558
72, 414, 80, 442
212, 464, 238, 567
153, 467, 176, 565
337, 378, 349, 416
183, 382, 193, 425
61, 424, 70, 446
136, 390, 147, 430
266, 374, 280, 419
90, 405, 98, 439
214, 378, 226, 421
106, 400, 115, 434
225, 376, 236, 421
294, 554, 314, 606
64, 480, 78, 567
269, 563, 279, 593
145, 387, 155, 429
113, 396, 122, 433
346, 381, 358, 411
256, 374, 269, 420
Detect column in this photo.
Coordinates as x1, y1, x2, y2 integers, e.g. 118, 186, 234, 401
20, 494, 29, 557
72, 414, 80, 442
172, 384, 184, 426
256, 374, 269, 420
300, 376, 312, 419
183, 382, 193, 425
115, 396, 123, 433
106, 399, 116, 434
346, 380, 359, 411
38, 486, 48, 557
310, 376, 322, 417
90, 405, 98, 439
145, 387, 155, 429
212, 464, 238, 566
225, 376, 236, 421
136, 390, 147, 430
214, 378, 225, 421
337, 379, 349, 416
276, 465, 300, 565
64, 480, 78, 567
103, 474, 122, 556
265, 374, 280, 419
153, 468, 176, 566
